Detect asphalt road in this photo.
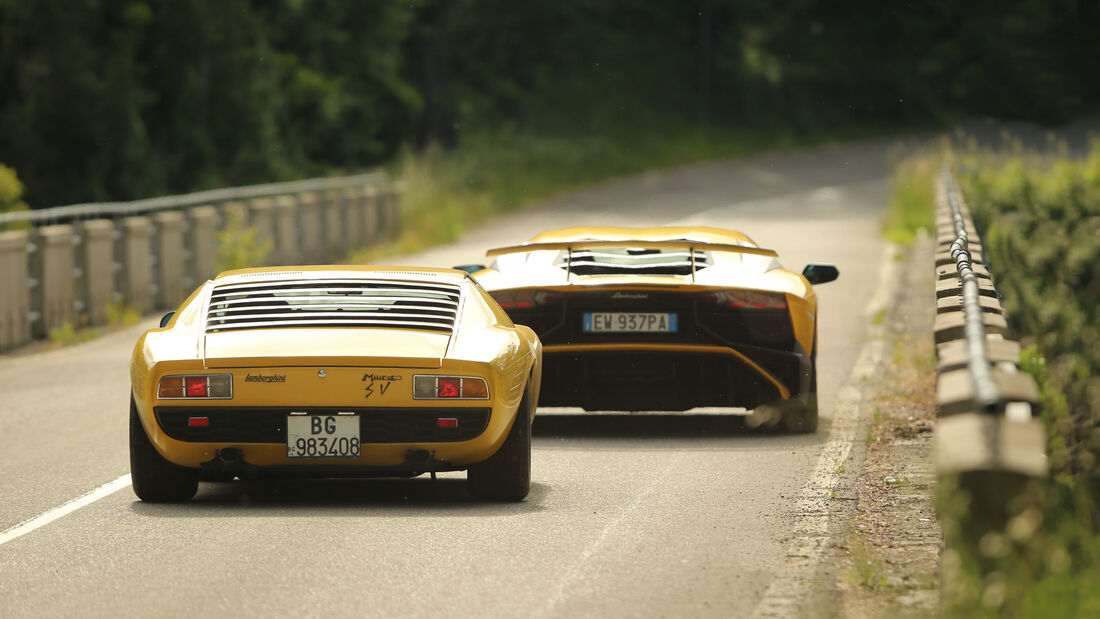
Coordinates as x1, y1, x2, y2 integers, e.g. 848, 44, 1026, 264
0, 139, 896, 618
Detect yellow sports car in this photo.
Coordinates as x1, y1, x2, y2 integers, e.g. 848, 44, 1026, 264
461, 227, 836, 432
129, 266, 542, 502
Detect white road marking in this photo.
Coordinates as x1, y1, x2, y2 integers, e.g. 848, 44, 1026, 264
0, 474, 131, 547
533, 454, 685, 618
751, 243, 899, 617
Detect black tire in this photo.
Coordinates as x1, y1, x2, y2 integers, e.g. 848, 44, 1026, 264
783, 331, 819, 433
467, 385, 532, 501
130, 394, 198, 502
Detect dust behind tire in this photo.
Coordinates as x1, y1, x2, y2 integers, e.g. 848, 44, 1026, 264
467, 385, 532, 501
129, 394, 199, 502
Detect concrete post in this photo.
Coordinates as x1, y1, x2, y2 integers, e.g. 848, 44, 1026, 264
118, 217, 154, 313
248, 198, 276, 265
322, 190, 346, 262
187, 206, 218, 283
271, 196, 299, 265
362, 187, 380, 243
220, 201, 249, 228
30, 225, 77, 338
0, 229, 31, 351
381, 188, 401, 240
343, 188, 362, 251
297, 192, 322, 264
76, 220, 115, 326
153, 211, 186, 309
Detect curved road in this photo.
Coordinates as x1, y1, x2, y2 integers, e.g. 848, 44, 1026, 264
0, 140, 897, 617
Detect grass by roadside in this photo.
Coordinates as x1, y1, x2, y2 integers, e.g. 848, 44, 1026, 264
883, 144, 940, 245
349, 123, 914, 262
838, 236, 940, 617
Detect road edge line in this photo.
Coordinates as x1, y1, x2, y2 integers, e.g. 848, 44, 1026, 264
751, 242, 899, 617
0, 474, 131, 547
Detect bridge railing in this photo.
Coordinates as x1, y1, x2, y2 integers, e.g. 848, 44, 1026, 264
0, 173, 400, 351
932, 165, 1046, 518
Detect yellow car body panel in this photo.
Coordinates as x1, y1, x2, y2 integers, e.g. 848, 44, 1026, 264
472, 226, 833, 415
131, 266, 542, 473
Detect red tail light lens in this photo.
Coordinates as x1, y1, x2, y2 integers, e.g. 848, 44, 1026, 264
492, 289, 561, 310
704, 290, 787, 309
185, 377, 208, 397
437, 377, 461, 398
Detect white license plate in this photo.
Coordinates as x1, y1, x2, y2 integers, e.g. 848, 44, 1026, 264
286, 414, 361, 458
583, 312, 677, 333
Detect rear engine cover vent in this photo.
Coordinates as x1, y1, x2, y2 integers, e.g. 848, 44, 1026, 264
556, 248, 712, 276
206, 279, 461, 333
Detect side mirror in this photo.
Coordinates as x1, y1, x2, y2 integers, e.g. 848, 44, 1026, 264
452, 264, 487, 275
159, 311, 175, 328
802, 264, 839, 285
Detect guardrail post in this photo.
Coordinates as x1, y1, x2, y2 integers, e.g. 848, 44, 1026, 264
0, 229, 31, 351
76, 220, 115, 326
343, 188, 362, 251
186, 206, 218, 284
322, 190, 346, 261
297, 192, 322, 264
117, 217, 154, 313
29, 225, 77, 338
153, 211, 186, 309
379, 187, 400, 239
271, 196, 298, 265
363, 186, 380, 243
248, 198, 276, 266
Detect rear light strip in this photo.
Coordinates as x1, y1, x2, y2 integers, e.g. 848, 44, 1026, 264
704, 290, 787, 309
413, 375, 489, 400
492, 289, 561, 309
158, 374, 233, 399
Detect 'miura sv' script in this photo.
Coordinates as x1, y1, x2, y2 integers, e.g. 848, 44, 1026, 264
362, 373, 402, 399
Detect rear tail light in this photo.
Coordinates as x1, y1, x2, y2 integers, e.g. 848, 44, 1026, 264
703, 290, 787, 309
413, 375, 490, 400
491, 289, 561, 310
158, 374, 233, 399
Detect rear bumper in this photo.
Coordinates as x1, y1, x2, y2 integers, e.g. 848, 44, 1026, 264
539, 343, 808, 411
138, 403, 517, 471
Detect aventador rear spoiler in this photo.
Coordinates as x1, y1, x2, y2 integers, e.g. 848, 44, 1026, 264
485, 240, 779, 258
485, 240, 779, 282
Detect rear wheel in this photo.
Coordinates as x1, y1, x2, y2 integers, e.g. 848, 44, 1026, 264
467, 385, 532, 501
130, 394, 198, 502
783, 332, 819, 433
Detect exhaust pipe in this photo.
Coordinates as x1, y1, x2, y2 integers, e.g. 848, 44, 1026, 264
218, 447, 242, 464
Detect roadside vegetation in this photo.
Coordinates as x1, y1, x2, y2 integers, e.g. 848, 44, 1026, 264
891, 141, 1100, 616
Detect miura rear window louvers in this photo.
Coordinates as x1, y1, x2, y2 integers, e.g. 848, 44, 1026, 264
205, 279, 461, 334
556, 247, 712, 276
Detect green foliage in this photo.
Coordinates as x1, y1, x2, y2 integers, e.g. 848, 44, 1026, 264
933, 141, 1100, 616
3, 2, 1098, 208
106, 301, 142, 327
884, 152, 937, 245
961, 142, 1100, 493
0, 162, 30, 231
216, 213, 273, 273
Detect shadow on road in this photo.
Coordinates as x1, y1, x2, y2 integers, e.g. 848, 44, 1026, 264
129, 478, 550, 516
532, 413, 764, 439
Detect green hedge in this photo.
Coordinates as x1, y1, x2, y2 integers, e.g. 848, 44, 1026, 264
938, 143, 1100, 616
961, 145, 1100, 492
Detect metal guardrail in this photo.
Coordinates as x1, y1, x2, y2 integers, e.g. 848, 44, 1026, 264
0, 172, 399, 352
943, 166, 1001, 411
0, 172, 387, 226
932, 165, 1047, 493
